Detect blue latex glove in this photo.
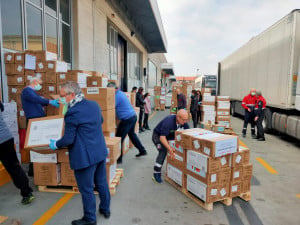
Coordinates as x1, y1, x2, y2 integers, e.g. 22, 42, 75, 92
49, 139, 57, 150
49, 99, 60, 108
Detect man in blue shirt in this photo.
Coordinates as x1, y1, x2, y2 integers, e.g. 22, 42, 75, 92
107, 82, 147, 164
49, 81, 110, 225
152, 109, 189, 183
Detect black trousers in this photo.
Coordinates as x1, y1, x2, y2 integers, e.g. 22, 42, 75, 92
256, 110, 265, 138
191, 111, 197, 128
197, 110, 201, 124
153, 132, 167, 172
0, 138, 32, 197
243, 109, 255, 135
143, 113, 149, 128
116, 115, 146, 161
138, 108, 144, 129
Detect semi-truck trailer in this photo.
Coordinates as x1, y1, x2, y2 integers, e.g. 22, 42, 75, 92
218, 9, 300, 140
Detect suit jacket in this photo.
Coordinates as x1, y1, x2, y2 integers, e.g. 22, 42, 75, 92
56, 99, 107, 170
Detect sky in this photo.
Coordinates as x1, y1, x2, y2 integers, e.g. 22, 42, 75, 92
157, 0, 300, 76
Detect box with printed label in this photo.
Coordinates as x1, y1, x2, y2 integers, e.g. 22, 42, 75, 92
82, 87, 115, 111
217, 121, 231, 128
242, 164, 253, 180
33, 163, 61, 186
14, 53, 25, 63
212, 124, 226, 133
218, 167, 231, 184
45, 72, 57, 83
105, 136, 121, 165
56, 73, 67, 83
60, 162, 77, 186
202, 96, 216, 103
8, 86, 24, 98
45, 84, 56, 95
217, 96, 230, 101
167, 152, 185, 170
216, 110, 230, 116
36, 61, 47, 72
216, 116, 230, 122
218, 183, 230, 199
30, 149, 58, 163
201, 111, 216, 124
200, 105, 215, 112
46, 61, 68, 72
18, 110, 27, 129
5, 52, 14, 63
241, 177, 251, 193
229, 181, 242, 197
230, 151, 245, 167
217, 101, 231, 110
87, 76, 108, 88
7, 75, 25, 86
201, 133, 238, 158
166, 163, 185, 187
106, 163, 117, 185
57, 149, 70, 163
102, 109, 116, 133
201, 88, 212, 94
239, 146, 250, 164
169, 140, 185, 158
231, 167, 243, 182
46, 94, 64, 116
5, 64, 15, 74
35, 72, 46, 83
176, 128, 212, 149
186, 174, 219, 203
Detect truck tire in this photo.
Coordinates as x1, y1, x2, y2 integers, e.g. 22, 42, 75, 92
263, 108, 272, 133
230, 102, 236, 117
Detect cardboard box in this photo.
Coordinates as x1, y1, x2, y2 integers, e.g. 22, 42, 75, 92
217, 121, 231, 128
14, 53, 25, 64
242, 164, 253, 180
103, 131, 115, 138
102, 109, 116, 133
105, 136, 121, 164
169, 140, 184, 157
5, 64, 15, 74
35, 72, 46, 83
18, 110, 27, 129
36, 61, 47, 72
57, 149, 69, 163
231, 167, 243, 182
82, 87, 115, 110
8, 91, 22, 106
87, 76, 108, 88
130, 93, 136, 107
60, 163, 77, 186
231, 151, 245, 167
56, 73, 68, 84
217, 101, 230, 110
217, 96, 230, 101
200, 133, 238, 158
218, 183, 230, 199
216, 110, 230, 116
25, 50, 57, 61
6, 74, 25, 86
200, 105, 215, 112
216, 116, 230, 122
46, 95, 64, 116
166, 163, 185, 187
5, 52, 14, 63
154, 86, 161, 91
229, 181, 242, 197
218, 167, 231, 184
201, 111, 216, 124
45, 84, 57, 95
45, 72, 57, 83
166, 152, 185, 170
202, 96, 216, 103
30, 149, 58, 163
201, 88, 212, 94
241, 177, 251, 193
33, 163, 61, 186
212, 124, 226, 133
106, 163, 117, 184
239, 145, 250, 164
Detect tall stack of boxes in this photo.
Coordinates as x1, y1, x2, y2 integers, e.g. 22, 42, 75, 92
160, 87, 166, 110
154, 86, 161, 110
165, 128, 252, 206
216, 96, 231, 128
170, 84, 181, 114
169, 82, 192, 116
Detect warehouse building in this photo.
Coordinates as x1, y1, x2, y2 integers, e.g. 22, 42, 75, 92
0, 0, 170, 100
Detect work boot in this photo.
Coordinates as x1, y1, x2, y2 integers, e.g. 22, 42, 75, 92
99, 209, 110, 219
152, 173, 163, 184
21, 193, 35, 205
136, 151, 147, 157
139, 128, 145, 133
251, 134, 256, 138
71, 218, 96, 225
242, 133, 246, 138
257, 137, 265, 141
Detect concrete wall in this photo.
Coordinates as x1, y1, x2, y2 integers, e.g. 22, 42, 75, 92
148, 53, 167, 87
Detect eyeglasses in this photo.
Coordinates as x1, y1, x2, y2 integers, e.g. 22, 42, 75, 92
60, 93, 71, 98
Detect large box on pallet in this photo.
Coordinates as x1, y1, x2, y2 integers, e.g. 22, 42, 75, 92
57, 149, 69, 163
229, 181, 242, 197
169, 140, 184, 158
6, 74, 25, 86
166, 163, 184, 187
82, 87, 115, 110
106, 163, 117, 185
30, 149, 57, 163
105, 137, 121, 165
87, 76, 108, 87
33, 163, 61, 186
231, 167, 243, 182
167, 152, 185, 170
60, 163, 77, 186
102, 109, 116, 133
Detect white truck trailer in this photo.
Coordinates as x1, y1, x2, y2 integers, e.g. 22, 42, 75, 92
218, 9, 300, 140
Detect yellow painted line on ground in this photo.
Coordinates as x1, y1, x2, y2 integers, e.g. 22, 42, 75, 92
239, 140, 247, 147
297, 194, 300, 199
149, 111, 157, 120
256, 157, 278, 174
33, 193, 74, 225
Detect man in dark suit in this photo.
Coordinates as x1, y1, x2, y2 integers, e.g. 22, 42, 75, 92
49, 81, 110, 225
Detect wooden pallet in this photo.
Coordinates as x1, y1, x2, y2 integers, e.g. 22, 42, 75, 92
38, 168, 124, 195
155, 107, 161, 111
165, 177, 232, 211
239, 191, 251, 201
0, 216, 8, 224
0, 216, 21, 225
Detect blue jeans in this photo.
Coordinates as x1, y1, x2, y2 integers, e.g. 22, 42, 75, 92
74, 160, 110, 222
116, 115, 146, 160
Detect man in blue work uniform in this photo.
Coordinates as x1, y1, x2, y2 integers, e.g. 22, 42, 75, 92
49, 81, 110, 225
21, 76, 59, 176
152, 109, 189, 183
107, 82, 147, 164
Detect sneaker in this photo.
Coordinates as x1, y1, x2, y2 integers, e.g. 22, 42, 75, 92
72, 218, 97, 225
99, 209, 111, 219
152, 173, 163, 184
257, 137, 265, 141
136, 151, 147, 157
21, 193, 35, 205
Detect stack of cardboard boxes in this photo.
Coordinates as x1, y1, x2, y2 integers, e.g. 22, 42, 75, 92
153, 86, 166, 110
215, 96, 231, 128
166, 128, 252, 206
170, 82, 192, 117
160, 87, 167, 110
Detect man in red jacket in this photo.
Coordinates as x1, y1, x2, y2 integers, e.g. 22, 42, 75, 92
254, 91, 267, 141
241, 88, 257, 138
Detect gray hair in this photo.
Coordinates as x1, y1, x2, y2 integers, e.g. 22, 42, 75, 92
61, 81, 82, 95
29, 76, 42, 84
256, 90, 262, 96
107, 82, 118, 89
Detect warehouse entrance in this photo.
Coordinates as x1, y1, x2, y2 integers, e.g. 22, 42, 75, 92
118, 35, 127, 92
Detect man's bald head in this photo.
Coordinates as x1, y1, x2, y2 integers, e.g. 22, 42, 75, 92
250, 88, 256, 95
176, 109, 189, 125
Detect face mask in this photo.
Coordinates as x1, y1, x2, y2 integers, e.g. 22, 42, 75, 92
60, 97, 68, 105
34, 84, 42, 91
251, 92, 256, 96
62, 105, 68, 115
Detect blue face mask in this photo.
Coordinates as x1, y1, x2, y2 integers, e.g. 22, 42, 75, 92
34, 84, 42, 91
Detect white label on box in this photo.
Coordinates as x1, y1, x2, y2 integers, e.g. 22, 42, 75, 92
17, 65, 23, 72
193, 140, 200, 149
176, 134, 181, 141
236, 155, 242, 164
86, 87, 99, 94
220, 188, 226, 197
203, 96, 215, 102
20, 110, 25, 116
27, 75, 32, 81
56, 61, 68, 72
167, 164, 183, 186
187, 175, 207, 202
49, 86, 55, 91
211, 174, 217, 183
7, 55, 12, 61
168, 140, 175, 148
211, 189, 218, 196
109, 163, 117, 184
11, 88, 17, 93
174, 154, 183, 162
214, 136, 238, 157
234, 171, 240, 178
46, 51, 58, 61
203, 93, 211, 96
30, 151, 57, 163
17, 77, 23, 83
218, 102, 230, 109
17, 55, 22, 61
59, 74, 66, 79
187, 150, 208, 176
221, 157, 227, 166
204, 147, 210, 155
232, 185, 238, 192
38, 62, 44, 69
36, 73, 42, 78
102, 78, 108, 88
174, 144, 183, 153
92, 81, 98, 86
48, 63, 54, 69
